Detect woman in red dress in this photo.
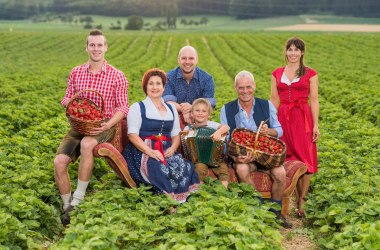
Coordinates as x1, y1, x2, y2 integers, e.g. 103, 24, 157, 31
270, 37, 320, 217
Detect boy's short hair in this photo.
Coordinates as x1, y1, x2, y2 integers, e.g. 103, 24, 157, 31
191, 98, 212, 115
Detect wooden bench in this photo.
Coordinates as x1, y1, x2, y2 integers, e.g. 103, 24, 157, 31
93, 120, 307, 216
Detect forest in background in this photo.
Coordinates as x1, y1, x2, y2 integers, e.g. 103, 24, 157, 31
0, 0, 379, 20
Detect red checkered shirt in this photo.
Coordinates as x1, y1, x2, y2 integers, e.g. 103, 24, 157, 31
61, 61, 129, 119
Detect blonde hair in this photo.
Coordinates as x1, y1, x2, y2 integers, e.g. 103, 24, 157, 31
191, 98, 212, 115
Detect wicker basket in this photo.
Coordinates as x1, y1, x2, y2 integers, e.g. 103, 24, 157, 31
65, 89, 105, 135
227, 122, 286, 169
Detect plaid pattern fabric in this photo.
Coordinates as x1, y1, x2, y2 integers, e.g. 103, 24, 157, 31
227, 128, 286, 170
61, 61, 129, 119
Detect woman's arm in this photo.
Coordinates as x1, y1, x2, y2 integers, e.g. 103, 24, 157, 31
270, 75, 280, 109
309, 75, 320, 142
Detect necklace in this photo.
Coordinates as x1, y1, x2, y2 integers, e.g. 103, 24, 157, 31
154, 102, 164, 110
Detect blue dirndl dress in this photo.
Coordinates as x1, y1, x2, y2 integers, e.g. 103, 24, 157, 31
122, 102, 199, 203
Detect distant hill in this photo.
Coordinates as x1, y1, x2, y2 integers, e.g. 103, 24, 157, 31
0, 0, 379, 20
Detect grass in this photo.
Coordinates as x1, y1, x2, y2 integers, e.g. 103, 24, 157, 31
1, 14, 380, 33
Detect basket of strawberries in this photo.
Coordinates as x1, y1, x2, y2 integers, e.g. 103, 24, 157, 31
227, 122, 286, 169
65, 89, 105, 135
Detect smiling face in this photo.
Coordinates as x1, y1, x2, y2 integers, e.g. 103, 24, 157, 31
86, 35, 107, 63
178, 46, 198, 75
286, 44, 304, 64
146, 75, 164, 99
235, 75, 256, 105
192, 103, 210, 125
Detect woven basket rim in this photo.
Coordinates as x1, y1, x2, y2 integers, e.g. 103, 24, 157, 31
65, 89, 106, 135
229, 127, 286, 156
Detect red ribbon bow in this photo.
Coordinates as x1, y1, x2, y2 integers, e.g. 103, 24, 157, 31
143, 134, 171, 165
285, 99, 310, 134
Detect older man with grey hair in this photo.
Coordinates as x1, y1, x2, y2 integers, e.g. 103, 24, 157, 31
220, 70, 291, 228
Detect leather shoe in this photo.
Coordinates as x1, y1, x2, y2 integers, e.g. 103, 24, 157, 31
61, 205, 74, 226
276, 212, 292, 228
271, 209, 292, 229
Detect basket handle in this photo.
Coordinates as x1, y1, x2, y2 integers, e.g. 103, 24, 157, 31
253, 118, 269, 152
67, 89, 104, 113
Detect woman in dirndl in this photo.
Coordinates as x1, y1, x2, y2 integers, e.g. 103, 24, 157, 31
270, 37, 320, 217
122, 68, 199, 203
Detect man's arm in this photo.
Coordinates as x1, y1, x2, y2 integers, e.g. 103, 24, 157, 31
61, 69, 76, 107
114, 72, 129, 118
92, 72, 129, 134
267, 101, 283, 138
162, 77, 178, 103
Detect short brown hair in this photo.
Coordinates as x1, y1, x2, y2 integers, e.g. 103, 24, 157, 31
141, 68, 168, 95
191, 98, 212, 115
86, 29, 107, 45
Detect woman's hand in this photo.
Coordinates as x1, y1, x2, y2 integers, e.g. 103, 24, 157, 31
164, 146, 176, 158
148, 149, 164, 162
312, 126, 320, 142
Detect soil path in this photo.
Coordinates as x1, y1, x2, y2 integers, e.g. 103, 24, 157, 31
281, 195, 316, 250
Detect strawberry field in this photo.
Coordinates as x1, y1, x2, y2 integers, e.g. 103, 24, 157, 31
0, 31, 379, 249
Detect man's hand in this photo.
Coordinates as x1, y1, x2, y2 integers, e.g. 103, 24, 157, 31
179, 102, 192, 114
260, 124, 270, 135
182, 112, 193, 125
90, 122, 110, 135
236, 151, 255, 163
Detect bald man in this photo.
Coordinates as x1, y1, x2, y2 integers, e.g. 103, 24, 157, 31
163, 46, 216, 128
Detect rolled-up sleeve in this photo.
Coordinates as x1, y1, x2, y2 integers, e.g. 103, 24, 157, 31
127, 103, 141, 135
203, 75, 216, 108
220, 105, 228, 125
162, 79, 177, 103
115, 71, 129, 116
269, 101, 283, 138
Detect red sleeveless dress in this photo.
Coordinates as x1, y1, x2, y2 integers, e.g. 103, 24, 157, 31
272, 67, 318, 173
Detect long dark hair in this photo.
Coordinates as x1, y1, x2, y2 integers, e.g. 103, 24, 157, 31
284, 37, 306, 77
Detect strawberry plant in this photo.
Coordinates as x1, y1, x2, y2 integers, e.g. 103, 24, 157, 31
0, 31, 379, 249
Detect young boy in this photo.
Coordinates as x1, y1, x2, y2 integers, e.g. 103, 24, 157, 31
184, 98, 230, 188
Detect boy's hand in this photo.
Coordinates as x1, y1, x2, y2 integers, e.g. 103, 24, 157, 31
210, 131, 222, 141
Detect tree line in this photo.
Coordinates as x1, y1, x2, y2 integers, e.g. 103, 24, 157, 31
0, 0, 378, 20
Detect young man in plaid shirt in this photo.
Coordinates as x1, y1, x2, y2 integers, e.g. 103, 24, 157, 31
54, 30, 129, 225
